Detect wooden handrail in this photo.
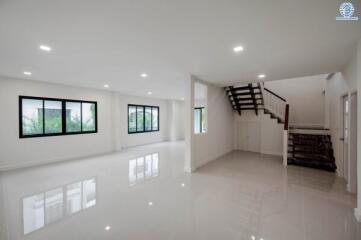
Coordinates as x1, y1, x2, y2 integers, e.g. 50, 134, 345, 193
284, 104, 290, 130
264, 87, 286, 102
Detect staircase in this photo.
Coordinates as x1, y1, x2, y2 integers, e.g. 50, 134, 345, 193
226, 82, 337, 172
225, 83, 263, 115
225, 83, 284, 124
288, 131, 336, 172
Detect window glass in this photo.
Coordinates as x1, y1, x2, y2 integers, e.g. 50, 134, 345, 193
128, 106, 137, 132
152, 107, 159, 131
201, 108, 207, 133
136, 106, 144, 132
66, 102, 81, 132
194, 108, 201, 134
22, 99, 43, 135
145, 107, 152, 131
82, 103, 96, 132
44, 100, 62, 134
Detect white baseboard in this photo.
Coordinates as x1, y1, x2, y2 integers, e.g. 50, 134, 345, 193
355, 208, 361, 222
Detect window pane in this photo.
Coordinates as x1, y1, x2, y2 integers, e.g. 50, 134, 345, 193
83, 179, 96, 209
45, 188, 63, 224
66, 102, 81, 132
22, 99, 43, 135
145, 107, 152, 131
66, 182, 82, 215
136, 106, 144, 132
23, 193, 45, 235
128, 106, 137, 133
82, 103, 96, 132
44, 100, 62, 134
152, 107, 159, 131
194, 109, 201, 134
201, 108, 207, 133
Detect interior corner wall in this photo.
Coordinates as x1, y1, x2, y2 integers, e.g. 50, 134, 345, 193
0, 76, 114, 171
191, 77, 234, 170
265, 75, 326, 127
118, 95, 170, 148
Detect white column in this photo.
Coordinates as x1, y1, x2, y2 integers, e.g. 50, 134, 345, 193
184, 76, 195, 173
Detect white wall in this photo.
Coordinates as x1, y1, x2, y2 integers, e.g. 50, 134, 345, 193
185, 76, 234, 171
0, 76, 184, 171
234, 111, 283, 156
265, 75, 326, 127
117, 95, 170, 148
0, 76, 114, 171
167, 100, 185, 141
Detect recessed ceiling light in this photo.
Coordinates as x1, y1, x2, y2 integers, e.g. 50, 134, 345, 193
141, 73, 148, 78
233, 45, 244, 53
181, 183, 185, 187
181, 97, 185, 101
23, 71, 32, 76
39, 45, 52, 52
104, 84, 109, 88
148, 201, 153, 206
258, 74, 266, 79
147, 91, 152, 95
105, 226, 111, 231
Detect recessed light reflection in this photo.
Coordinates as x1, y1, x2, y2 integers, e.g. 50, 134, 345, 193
141, 73, 148, 78
39, 45, 52, 52
233, 45, 244, 53
105, 226, 111, 231
148, 201, 153, 206
147, 91, 152, 95
181, 183, 185, 187
23, 71, 32, 76
258, 74, 266, 79
103, 84, 109, 88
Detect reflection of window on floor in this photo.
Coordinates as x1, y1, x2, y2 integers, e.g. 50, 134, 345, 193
22, 178, 96, 235
129, 153, 159, 186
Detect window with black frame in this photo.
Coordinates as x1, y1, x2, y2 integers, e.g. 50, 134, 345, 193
194, 107, 206, 134
128, 104, 159, 134
19, 96, 97, 138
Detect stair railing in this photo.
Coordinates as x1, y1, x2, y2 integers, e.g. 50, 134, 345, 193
260, 84, 287, 121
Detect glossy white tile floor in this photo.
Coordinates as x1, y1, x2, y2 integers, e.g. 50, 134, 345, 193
0, 141, 360, 240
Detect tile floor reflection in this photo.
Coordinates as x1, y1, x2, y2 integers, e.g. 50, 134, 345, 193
0, 141, 360, 240
22, 178, 96, 235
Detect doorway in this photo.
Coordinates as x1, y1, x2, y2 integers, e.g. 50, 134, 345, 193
342, 95, 349, 180
349, 93, 357, 193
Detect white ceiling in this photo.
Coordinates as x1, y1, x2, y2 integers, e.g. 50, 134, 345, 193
0, 0, 360, 100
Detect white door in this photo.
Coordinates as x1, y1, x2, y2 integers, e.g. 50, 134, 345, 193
237, 122, 261, 153
349, 93, 357, 193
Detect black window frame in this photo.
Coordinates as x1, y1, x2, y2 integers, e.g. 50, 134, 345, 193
19, 96, 98, 138
128, 104, 159, 134
194, 107, 205, 134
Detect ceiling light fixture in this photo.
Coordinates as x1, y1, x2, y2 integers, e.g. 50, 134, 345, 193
233, 45, 244, 53
105, 226, 111, 231
148, 202, 153, 206
147, 91, 152, 95
23, 71, 32, 76
258, 74, 266, 79
141, 73, 148, 78
181, 183, 185, 187
39, 45, 52, 52
104, 84, 109, 88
